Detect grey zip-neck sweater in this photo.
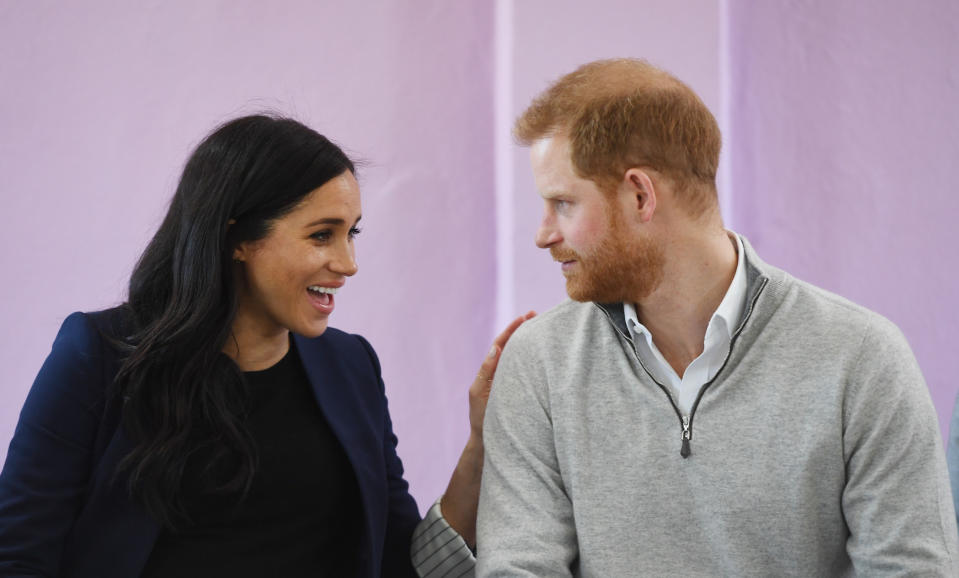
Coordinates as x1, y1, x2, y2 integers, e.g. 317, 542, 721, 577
477, 238, 958, 577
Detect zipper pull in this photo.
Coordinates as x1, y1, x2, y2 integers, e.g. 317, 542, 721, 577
680, 415, 691, 458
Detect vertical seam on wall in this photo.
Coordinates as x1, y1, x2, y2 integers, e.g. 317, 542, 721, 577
494, 0, 515, 333
718, 0, 735, 229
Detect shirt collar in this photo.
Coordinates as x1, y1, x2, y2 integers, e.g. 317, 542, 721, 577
714, 231, 748, 336
624, 231, 748, 340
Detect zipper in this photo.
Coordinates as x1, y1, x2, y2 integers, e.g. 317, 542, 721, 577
596, 305, 687, 455
596, 276, 769, 459
683, 277, 769, 453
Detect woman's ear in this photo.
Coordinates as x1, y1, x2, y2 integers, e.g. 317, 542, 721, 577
228, 219, 244, 263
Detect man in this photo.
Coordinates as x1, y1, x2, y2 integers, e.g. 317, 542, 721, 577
476, 59, 958, 576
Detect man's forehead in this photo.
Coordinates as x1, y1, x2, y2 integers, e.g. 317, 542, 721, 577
530, 136, 556, 159
530, 135, 572, 185
530, 134, 570, 164
532, 134, 596, 196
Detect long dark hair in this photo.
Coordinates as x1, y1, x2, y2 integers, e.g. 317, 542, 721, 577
114, 114, 355, 528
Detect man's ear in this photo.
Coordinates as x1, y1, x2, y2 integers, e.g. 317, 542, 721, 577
623, 168, 657, 223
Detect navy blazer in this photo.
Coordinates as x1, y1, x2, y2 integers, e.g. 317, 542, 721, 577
0, 308, 421, 577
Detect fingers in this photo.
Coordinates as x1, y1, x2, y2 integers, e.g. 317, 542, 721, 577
472, 344, 501, 393
492, 310, 537, 350
473, 311, 538, 394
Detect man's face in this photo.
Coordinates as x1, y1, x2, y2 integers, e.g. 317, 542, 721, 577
531, 135, 663, 303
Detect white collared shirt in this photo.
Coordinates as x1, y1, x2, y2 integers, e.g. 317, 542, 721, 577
623, 232, 747, 415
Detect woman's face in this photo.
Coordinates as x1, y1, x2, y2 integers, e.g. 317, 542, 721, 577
233, 172, 361, 339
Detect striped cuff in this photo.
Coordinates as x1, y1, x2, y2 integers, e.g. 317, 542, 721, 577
411, 498, 475, 577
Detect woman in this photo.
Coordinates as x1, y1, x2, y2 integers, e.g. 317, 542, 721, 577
0, 115, 530, 576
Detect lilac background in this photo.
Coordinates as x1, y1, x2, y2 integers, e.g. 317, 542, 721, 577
727, 0, 959, 438
1, 1, 956, 512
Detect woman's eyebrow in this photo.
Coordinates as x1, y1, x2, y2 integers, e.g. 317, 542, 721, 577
305, 217, 346, 227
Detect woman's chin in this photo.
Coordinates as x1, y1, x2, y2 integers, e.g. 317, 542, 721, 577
295, 320, 330, 339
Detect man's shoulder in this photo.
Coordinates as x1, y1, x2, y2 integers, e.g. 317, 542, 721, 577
497, 300, 622, 381
779, 272, 899, 336
508, 299, 609, 344
744, 237, 895, 337
756, 262, 910, 366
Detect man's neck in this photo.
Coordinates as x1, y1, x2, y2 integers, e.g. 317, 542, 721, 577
633, 230, 738, 377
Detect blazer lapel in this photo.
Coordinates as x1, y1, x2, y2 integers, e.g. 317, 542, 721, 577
293, 331, 385, 577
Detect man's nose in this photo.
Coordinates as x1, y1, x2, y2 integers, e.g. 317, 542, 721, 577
535, 220, 561, 248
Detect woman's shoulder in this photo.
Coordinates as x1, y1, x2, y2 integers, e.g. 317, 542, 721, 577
294, 327, 383, 379
47, 305, 134, 371
300, 326, 374, 354
82, 304, 137, 339
20, 307, 130, 429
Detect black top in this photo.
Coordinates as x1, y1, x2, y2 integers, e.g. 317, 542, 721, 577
141, 342, 363, 577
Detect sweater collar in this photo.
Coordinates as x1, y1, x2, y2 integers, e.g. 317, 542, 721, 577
596, 233, 772, 340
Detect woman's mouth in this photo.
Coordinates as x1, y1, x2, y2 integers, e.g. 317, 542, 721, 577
307, 285, 338, 313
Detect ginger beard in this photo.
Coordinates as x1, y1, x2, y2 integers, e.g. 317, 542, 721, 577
550, 204, 665, 304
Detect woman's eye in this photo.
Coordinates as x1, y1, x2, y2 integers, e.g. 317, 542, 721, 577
311, 230, 332, 242
348, 226, 362, 240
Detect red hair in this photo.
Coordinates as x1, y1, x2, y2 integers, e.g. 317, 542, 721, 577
516, 59, 721, 215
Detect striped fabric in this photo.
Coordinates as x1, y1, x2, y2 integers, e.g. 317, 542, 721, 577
411, 499, 475, 577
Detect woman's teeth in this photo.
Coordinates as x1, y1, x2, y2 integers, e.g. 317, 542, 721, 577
308, 286, 338, 295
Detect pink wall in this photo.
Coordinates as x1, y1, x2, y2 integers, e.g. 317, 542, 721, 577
2, 0, 955, 514
727, 0, 959, 439
0, 0, 496, 511
502, 0, 722, 320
